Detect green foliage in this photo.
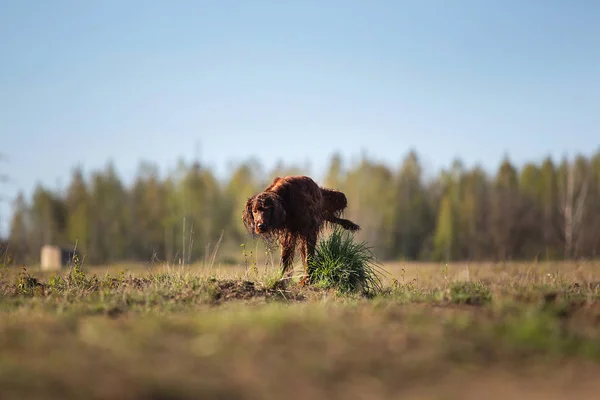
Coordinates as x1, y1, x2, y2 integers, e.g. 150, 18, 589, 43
65, 167, 90, 258
307, 227, 386, 296
14, 267, 44, 296
385, 277, 443, 303
241, 243, 258, 276
392, 151, 434, 259
433, 194, 455, 261
0, 246, 8, 280
447, 281, 492, 305
5, 149, 600, 265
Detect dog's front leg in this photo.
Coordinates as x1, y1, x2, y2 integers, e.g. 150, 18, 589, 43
279, 233, 297, 277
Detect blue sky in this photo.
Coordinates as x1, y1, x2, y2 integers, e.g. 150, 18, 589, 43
1, 0, 599, 235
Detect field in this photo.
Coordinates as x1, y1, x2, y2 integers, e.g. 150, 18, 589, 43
2, 259, 600, 400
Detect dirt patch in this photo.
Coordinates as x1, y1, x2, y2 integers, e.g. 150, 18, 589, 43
212, 279, 308, 303
100, 276, 152, 290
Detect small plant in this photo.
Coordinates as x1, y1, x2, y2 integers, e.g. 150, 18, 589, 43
241, 242, 260, 279
441, 263, 449, 283
307, 227, 387, 296
448, 281, 492, 305
48, 275, 66, 292
64, 251, 98, 290
15, 266, 44, 296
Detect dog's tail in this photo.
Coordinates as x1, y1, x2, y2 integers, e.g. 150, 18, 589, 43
321, 188, 360, 231
327, 215, 361, 231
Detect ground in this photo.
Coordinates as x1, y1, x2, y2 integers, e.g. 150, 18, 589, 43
2, 260, 600, 399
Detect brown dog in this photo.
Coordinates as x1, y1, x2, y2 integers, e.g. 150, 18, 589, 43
242, 175, 360, 282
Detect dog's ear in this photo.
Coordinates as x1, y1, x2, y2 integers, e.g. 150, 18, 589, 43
242, 196, 255, 232
270, 196, 287, 229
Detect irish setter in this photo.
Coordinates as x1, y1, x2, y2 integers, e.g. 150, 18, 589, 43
242, 175, 360, 282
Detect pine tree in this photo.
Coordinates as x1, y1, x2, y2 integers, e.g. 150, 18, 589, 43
65, 166, 90, 256
29, 185, 67, 259
392, 151, 432, 260
518, 163, 544, 258
342, 157, 395, 258
490, 158, 524, 260
433, 193, 455, 261
457, 166, 490, 260
88, 162, 129, 264
8, 192, 30, 264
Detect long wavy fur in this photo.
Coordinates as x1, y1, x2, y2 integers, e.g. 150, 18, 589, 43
242, 176, 360, 280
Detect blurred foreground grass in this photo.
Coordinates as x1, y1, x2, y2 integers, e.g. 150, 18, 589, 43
2, 260, 600, 399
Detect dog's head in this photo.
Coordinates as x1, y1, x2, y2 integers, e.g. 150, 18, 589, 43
242, 192, 286, 235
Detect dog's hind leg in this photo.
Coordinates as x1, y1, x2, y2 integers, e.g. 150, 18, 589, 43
325, 215, 361, 231
299, 230, 319, 285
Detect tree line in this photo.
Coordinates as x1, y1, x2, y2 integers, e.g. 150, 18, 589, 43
4, 150, 600, 266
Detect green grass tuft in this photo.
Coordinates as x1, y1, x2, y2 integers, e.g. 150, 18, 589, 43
307, 227, 387, 296
448, 281, 492, 305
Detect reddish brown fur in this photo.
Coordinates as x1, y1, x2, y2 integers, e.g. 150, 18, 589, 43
242, 175, 360, 281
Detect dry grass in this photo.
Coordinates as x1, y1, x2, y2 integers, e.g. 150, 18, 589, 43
2, 259, 600, 399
